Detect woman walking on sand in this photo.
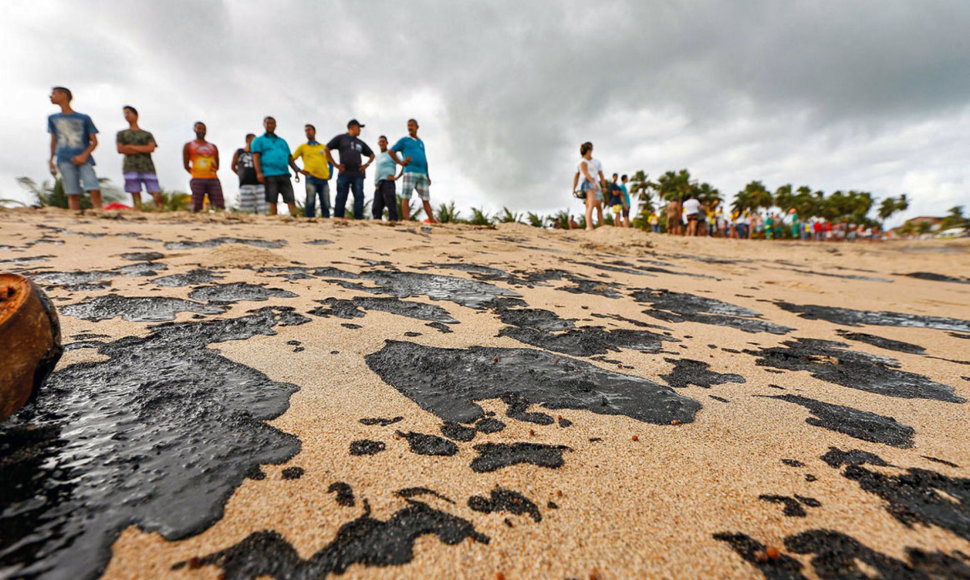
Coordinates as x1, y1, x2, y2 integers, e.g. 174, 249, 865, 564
572, 142, 605, 231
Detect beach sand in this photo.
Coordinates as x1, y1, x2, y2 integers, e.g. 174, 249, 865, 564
2, 207, 969, 579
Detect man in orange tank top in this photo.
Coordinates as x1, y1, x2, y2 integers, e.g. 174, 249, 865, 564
182, 121, 225, 212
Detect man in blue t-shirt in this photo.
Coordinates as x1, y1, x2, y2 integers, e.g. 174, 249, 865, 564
251, 116, 300, 216
389, 119, 438, 223
47, 86, 102, 210
373, 135, 401, 221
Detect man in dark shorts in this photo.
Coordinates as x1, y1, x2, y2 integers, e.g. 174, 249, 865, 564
373, 135, 400, 221
231, 134, 267, 214
116, 105, 162, 210
182, 121, 225, 212
326, 119, 374, 219
47, 86, 102, 210
252, 116, 300, 216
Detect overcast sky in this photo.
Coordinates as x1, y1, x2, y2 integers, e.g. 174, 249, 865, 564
2, 0, 969, 224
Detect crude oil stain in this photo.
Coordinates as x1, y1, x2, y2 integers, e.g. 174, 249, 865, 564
359, 417, 403, 427
835, 329, 926, 354
470, 442, 571, 473
309, 296, 459, 329
179, 500, 489, 579
396, 487, 455, 504
281, 467, 304, 480
365, 341, 702, 426
758, 495, 808, 517
61, 294, 227, 322
775, 301, 970, 334
163, 237, 286, 250
327, 482, 355, 506
746, 338, 965, 403
188, 282, 298, 304
152, 268, 224, 287
440, 422, 477, 442
659, 358, 745, 389
396, 431, 459, 456
350, 440, 386, 455
468, 487, 542, 522
632, 289, 793, 334
120, 251, 165, 261
762, 394, 915, 448
0, 307, 306, 580
315, 267, 521, 309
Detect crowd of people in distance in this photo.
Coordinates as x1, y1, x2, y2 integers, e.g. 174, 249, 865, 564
571, 142, 634, 231
46, 86, 440, 222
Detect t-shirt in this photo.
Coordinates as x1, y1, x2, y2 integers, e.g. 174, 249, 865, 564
620, 184, 631, 206
390, 136, 428, 176
116, 129, 157, 173
292, 141, 330, 180
235, 149, 258, 186
187, 141, 218, 179
374, 151, 397, 184
48, 112, 98, 165
682, 198, 701, 216
250, 133, 292, 177
577, 158, 603, 185
326, 133, 374, 178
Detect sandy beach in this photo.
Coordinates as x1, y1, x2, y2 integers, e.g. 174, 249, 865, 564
2, 208, 969, 579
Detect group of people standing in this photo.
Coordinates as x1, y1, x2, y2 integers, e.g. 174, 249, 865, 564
46, 86, 438, 221
572, 142, 634, 231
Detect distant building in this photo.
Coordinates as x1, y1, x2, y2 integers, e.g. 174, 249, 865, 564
905, 216, 943, 231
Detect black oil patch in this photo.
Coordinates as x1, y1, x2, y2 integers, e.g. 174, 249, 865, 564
183, 500, 489, 579
903, 271, 970, 284
835, 329, 926, 354
781, 459, 805, 468
360, 417, 403, 427
61, 294, 227, 322
152, 268, 224, 287
659, 358, 745, 389
758, 495, 808, 517
116, 261, 167, 276
951, 332, 970, 340
314, 267, 521, 309
763, 394, 915, 448
396, 431, 459, 456
163, 237, 286, 250
836, 460, 970, 541
188, 282, 298, 304
746, 338, 965, 403
396, 487, 455, 504
468, 487, 542, 522
477, 418, 506, 433
327, 482, 355, 506
922, 456, 960, 468
0, 254, 54, 265
589, 312, 669, 330
789, 268, 893, 283
365, 341, 702, 426
32, 269, 116, 288
501, 392, 554, 425
820, 447, 890, 468
633, 288, 794, 334
496, 305, 674, 357
121, 251, 165, 261
713, 532, 807, 579
785, 529, 970, 579
470, 442, 571, 473
310, 296, 459, 328
440, 422, 477, 442
281, 467, 304, 480
350, 440, 386, 455
342, 323, 362, 330
0, 307, 304, 580
571, 259, 714, 279
709, 395, 730, 403
795, 495, 821, 507
305, 239, 334, 245
775, 301, 970, 333
558, 416, 573, 427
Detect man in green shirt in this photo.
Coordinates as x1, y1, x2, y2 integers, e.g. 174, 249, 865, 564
116, 105, 162, 210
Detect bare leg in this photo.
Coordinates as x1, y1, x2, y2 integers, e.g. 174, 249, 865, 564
130, 192, 143, 210
68, 194, 81, 211
287, 203, 297, 216
150, 192, 164, 210
421, 200, 438, 223
595, 202, 604, 227
584, 196, 595, 230
613, 210, 621, 226
268, 203, 278, 216
89, 190, 102, 209
402, 200, 411, 221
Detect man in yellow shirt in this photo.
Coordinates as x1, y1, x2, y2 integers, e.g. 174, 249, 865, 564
291, 124, 332, 218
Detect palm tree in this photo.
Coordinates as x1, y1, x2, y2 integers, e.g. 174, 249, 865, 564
526, 212, 545, 228
736, 180, 772, 212
629, 170, 654, 207
941, 206, 968, 230
655, 169, 692, 201
773, 184, 794, 213
498, 206, 523, 224
878, 194, 910, 223
435, 201, 460, 223
695, 182, 721, 208
468, 206, 493, 226
549, 210, 570, 229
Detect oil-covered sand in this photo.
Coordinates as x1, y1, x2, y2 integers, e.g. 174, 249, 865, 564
2, 208, 969, 579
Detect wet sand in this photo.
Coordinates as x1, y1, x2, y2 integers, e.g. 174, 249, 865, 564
2, 208, 969, 579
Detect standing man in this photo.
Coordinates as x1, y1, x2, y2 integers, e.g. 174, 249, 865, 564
116, 105, 162, 210
47, 86, 102, 210
291, 124, 331, 218
389, 119, 438, 223
665, 197, 682, 236
373, 135, 401, 221
326, 119, 374, 219
182, 122, 225, 212
619, 174, 632, 228
682, 193, 701, 236
252, 116, 300, 216
231, 133, 267, 214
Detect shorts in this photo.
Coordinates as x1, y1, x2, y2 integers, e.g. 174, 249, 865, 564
189, 178, 225, 211
686, 214, 698, 221
58, 161, 99, 195
400, 172, 430, 201
263, 174, 294, 204
123, 172, 160, 193
611, 204, 623, 214
239, 184, 267, 214
622, 206, 630, 218
580, 179, 604, 202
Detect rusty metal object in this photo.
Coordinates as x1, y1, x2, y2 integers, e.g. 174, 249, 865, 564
0, 273, 62, 421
